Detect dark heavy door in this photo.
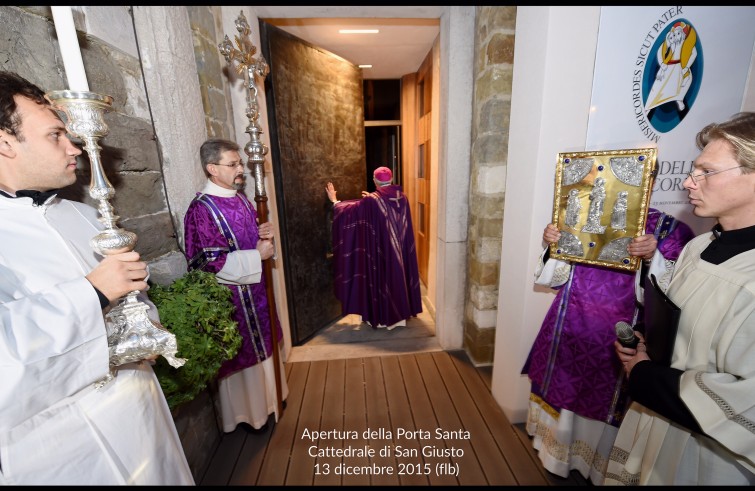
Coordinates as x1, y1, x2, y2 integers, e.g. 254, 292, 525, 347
260, 22, 366, 345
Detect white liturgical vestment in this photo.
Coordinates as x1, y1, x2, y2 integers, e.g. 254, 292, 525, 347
0, 194, 193, 485
605, 232, 755, 485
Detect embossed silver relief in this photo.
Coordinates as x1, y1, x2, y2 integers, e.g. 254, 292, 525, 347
105, 295, 181, 369
564, 189, 582, 229
557, 230, 585, 257
552, 148, 656, 270
609, 156, 643, 186
581, 177, 607, 234
597, 236, 633, 262
611, 190, 628, 231
561, 158, 594, 186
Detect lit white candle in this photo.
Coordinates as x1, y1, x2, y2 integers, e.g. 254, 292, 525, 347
51, 6, 89, 91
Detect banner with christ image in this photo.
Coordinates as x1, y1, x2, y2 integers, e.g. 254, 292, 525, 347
585, 6, 755, 235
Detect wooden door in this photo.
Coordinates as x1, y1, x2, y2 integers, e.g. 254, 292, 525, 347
414, 51, 432, 285
260, 22, 366, 345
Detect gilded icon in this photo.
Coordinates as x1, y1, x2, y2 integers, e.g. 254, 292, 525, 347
550, 148, 657, 271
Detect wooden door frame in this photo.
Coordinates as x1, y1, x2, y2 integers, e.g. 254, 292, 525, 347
401, 72, 418, 257
408, 48, 433, 287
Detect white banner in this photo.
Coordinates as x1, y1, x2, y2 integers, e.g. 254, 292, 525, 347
586, 6, 755, 234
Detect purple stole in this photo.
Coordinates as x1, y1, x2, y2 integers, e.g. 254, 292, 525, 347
189, 193, 269, 370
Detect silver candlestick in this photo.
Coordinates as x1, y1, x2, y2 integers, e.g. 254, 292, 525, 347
45, 90, 186, 377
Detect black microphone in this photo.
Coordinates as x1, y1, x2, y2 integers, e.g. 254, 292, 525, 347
615, 321, 640, 349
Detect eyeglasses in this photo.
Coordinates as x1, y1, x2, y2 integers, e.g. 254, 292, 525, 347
686, 165, 743, 185
211, 162, 245, 169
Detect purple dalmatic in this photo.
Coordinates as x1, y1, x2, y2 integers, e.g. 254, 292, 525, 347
523, 209, 695, 425
332, 184, 423, 327
184, 191, 282, 380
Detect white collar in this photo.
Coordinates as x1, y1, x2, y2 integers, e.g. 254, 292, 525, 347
202, 179, 237, 197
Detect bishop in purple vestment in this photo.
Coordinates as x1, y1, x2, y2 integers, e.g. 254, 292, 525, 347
327, 167, 422, 328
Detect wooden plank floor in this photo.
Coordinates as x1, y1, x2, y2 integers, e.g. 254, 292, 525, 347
199, 350, 588, 486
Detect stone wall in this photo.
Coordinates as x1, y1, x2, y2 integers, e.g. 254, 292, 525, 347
0, 7, 181, 266
463, 6, 516, 365
187, 6, 235, 140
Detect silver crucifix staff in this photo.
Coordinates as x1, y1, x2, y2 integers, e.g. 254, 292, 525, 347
219, 10, 284, 416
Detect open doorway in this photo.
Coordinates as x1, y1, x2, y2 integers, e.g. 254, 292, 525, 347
364, 79, 401, 192
259, 15, 439, 352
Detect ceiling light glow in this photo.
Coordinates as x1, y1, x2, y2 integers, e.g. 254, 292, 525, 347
358, 64, 373, 69
339, 29, 379, 34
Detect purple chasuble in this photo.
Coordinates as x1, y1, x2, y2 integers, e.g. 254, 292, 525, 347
332, 184, 423, 327
524, 209, 695, 425
183, 192, 282, 380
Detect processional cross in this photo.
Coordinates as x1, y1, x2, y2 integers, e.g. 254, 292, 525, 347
219, 11, 284, 416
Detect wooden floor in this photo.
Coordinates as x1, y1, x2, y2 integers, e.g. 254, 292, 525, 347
199, 350, 589, 486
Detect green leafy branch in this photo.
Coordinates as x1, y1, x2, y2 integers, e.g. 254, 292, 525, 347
148, 270, 242, 410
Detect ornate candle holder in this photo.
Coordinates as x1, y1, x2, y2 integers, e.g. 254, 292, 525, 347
45, 90, 186, 377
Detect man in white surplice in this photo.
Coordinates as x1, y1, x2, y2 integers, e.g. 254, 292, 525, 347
0, 72, 193, 485
607, 112, 755, 485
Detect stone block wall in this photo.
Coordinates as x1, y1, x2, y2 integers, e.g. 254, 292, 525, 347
187, 6, 235, 140
463, 6, 516, 365
0, 7, 180, 265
